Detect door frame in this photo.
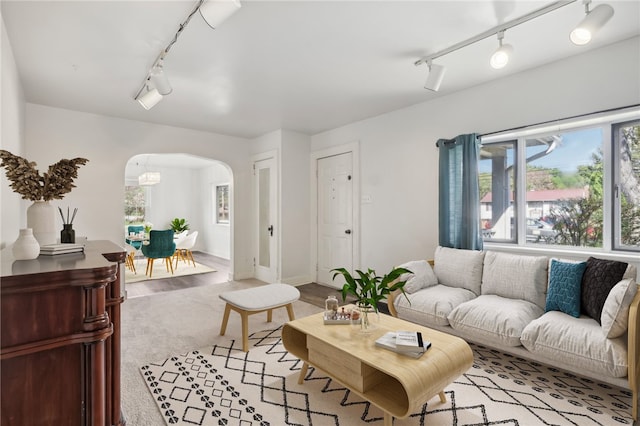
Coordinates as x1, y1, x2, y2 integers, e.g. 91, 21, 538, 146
252, 150, 279, 283
310, 141, 360, 282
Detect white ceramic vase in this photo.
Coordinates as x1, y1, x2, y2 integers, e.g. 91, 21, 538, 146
12, 228, 41, 260
27, 200, 57, 246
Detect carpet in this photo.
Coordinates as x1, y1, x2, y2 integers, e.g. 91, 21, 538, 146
140, 327, 634, 426
125, 261, 216, 284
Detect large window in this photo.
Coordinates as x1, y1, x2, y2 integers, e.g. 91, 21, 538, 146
481, 108, 640, 253
124, 185, 146, 224
613, 120, 640, 251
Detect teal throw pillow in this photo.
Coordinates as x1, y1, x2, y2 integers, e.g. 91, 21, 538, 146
545, 259, 587, 318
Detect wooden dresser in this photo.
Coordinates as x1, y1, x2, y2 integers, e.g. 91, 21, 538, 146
1, 240, 126, 426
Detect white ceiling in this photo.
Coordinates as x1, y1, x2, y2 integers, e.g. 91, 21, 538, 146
2, 1, 639, 139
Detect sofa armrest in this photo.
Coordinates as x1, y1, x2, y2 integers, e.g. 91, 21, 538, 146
628, 284, 640, 420
386, 260, 435, 318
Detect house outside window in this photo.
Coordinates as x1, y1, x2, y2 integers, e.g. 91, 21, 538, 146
480, 108, 640, 253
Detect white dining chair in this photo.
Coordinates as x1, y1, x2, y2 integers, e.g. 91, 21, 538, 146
174, 230, 189, 243
173, 231, 198, 268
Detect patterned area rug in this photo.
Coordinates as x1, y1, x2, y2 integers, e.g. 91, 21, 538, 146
140, 327, 634, 425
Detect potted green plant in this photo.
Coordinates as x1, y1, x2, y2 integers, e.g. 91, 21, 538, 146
170, 218, 189, 233
331, 266, 411, 331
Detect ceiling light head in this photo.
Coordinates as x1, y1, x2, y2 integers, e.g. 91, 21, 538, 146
570, 2, 614, 45
490, 31, 514, 69
424, 61, 446, 92
199, 0, 242, 29
149, 60, 172, 95
136, 86, 163, 110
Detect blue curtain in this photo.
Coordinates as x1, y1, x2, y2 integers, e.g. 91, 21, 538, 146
437, 133, 483, 250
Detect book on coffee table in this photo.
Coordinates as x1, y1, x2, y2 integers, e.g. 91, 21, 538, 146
375, 332, 431, 358
395, 331, 425, 351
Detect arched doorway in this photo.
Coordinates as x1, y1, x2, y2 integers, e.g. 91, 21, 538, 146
123, 153, 232, 295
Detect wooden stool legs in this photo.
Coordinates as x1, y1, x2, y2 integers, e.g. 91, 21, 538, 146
219, 302, 296, 352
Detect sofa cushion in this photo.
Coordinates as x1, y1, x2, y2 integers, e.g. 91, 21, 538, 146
520, 311, 627, 378
447, 295, 544, 347
581, 257, 628, 323
394, 284, 476, 327
545, 259, 587, 318
397, 260, 438, 294
434, 246, 485, 296
481, 251, 549, 309
601, 278, 637, 338
622, 263, 638, 281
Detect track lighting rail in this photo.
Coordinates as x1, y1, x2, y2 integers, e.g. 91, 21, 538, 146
134, 0, 206, 101
133, 0, 241, 109
414, 0, 576, 67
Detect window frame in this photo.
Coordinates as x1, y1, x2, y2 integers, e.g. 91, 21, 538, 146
612, 118, 640, 252
480, 107, 640, 254
215, 183, 230, 224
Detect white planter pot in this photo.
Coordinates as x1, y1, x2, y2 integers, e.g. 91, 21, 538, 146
12, 228, 41, 260
27, 200, 57, 246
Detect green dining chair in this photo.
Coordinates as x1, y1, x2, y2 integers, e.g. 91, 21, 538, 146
126, 225, 145, 250
141, 229, 176, 277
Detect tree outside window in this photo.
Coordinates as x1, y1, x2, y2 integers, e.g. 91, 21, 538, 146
124, 185, 146, 224
614, 121, 640, 250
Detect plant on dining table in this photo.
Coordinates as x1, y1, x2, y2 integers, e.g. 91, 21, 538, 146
170, 217, 190, 233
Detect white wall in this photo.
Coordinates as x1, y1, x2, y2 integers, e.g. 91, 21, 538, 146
280, 130, 311, 284
310, 36, 640, 274
0, 11, 26, 248
22, 104, 253, 278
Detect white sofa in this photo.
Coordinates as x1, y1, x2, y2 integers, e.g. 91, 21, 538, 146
387, 246, 640, 420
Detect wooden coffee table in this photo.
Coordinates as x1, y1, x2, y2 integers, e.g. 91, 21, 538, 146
282, 310, 473, 426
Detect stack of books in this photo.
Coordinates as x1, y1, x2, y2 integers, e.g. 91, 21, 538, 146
40, 243, 85, 256
375, 331, 431, 358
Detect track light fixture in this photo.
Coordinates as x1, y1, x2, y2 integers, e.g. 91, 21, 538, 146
136, 86, 163, 110
414, 0, 614, 90
133, 0, 241, 109
149, 60, 172, 95
490, 31, 514, 69
424, 60, 446, 92
570, 0, 614, 45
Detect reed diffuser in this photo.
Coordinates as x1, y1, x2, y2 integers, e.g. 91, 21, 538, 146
59, 206, 77, 244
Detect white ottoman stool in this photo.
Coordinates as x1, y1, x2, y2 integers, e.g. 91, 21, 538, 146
219, 283, 300, 352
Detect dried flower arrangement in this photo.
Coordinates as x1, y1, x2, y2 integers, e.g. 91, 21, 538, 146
0, 150, 89, 202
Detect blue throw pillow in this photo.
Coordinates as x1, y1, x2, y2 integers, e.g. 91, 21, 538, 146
545, 259, 587, 318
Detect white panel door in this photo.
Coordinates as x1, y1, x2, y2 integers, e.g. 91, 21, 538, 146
254, 157, 277, 283
317, 152, 353, 287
